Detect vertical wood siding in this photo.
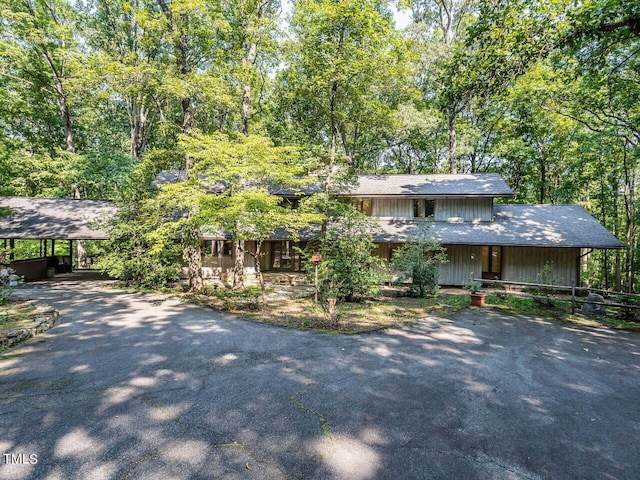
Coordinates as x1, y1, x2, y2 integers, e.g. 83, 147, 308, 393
502, 247, 579, 286
371, 198, 413, 218
438, 245, 482, 285
435, 198, 493, 222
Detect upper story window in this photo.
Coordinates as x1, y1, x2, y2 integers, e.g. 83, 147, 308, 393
352, 198, 372, 216
282, 198, 300, 209
413, 199, 435, 219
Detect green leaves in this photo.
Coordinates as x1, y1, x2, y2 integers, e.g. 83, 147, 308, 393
313, 210, 387, 301
391, 223, 447, 297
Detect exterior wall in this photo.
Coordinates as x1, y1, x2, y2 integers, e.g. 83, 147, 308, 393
438, 245, 483, 285
10, 258, 48, 281
373, 243, 580, 287
370, 197, 493, 221
200, 241, 255, 279
371, 198, 413, 218
435, 198, 493, 222
502, 246, 579, 286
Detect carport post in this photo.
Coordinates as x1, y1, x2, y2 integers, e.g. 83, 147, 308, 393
69, 240, 73, 272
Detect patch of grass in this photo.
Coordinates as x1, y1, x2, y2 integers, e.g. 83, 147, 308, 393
485, 293, 571, 319
0, 301, 40, 334
200, 292, 470, 333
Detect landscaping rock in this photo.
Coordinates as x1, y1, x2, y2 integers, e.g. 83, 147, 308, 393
582, 293, 606, 315
0, 309, 59, 350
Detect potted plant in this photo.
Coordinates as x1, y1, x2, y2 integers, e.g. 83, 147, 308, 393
464, 277, 486, 307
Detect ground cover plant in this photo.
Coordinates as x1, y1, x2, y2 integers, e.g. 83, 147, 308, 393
1, 300, 40, 336
123, 280, 640, 334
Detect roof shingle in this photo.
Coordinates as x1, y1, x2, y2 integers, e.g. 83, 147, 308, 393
0, 197, 115, 240
341, 174, 515, 197
374, 204, 624, 248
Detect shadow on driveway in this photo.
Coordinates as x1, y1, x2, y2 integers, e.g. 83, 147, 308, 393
1, 282, 639, 479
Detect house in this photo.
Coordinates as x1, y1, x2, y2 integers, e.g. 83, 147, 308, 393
332, 174, 624, 286
157, 171, 624, 287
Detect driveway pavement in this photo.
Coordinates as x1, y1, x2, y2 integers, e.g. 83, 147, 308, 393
1, 282, 639, 480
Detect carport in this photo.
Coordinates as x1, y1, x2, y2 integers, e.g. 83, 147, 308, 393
0, 197, 115, 280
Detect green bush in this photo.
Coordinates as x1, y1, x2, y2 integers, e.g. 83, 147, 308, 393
391, 224, 447, 297
0, 266, 21, 305
97, 200, 183, 288
311, 214, 387, 302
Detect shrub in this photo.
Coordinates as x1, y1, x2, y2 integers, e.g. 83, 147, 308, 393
0, 266, 21, 305
391, 224, 447, 297
311, 213, 387, 302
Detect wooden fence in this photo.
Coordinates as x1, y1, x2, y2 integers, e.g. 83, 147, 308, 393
474, 278, 640, 316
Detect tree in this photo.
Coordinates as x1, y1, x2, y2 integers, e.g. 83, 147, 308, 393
97, 194, 184, 288
391, 224, 447, 297
406, 0, 479, 173
313, 209, 387, 302
273, 0, 414, 174
163, 132, 320, 291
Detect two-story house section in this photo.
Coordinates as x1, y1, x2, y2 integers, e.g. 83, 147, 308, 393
153, 171, 624, 286
337, 174, 624, 286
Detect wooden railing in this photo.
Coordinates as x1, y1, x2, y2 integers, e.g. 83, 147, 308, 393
474, 278, 640, 316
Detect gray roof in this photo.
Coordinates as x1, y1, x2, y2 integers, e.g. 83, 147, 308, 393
154, 171, 515, 198
374, 205, 624, 249
341, 174, 515, 197
0, 197, 115, 240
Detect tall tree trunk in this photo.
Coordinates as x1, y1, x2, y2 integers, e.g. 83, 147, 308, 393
600, 175, 609, 290
328, 80, 339, 192
448, 107, 457, 174
235, 33, 259, 282
233, 234, 245, 289
612, 180, 622, 291
71, 185, 88, 268
129, 98, 149, 158
241, 41, 257, 136
326, 27, 345, 192
621, 143, 635, 292
538, 145, 546, 204
158, 0, 202, 290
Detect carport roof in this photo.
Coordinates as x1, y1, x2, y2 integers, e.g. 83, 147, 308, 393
0, 197, 115, 240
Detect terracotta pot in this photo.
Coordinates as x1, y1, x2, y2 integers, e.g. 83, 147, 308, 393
470, 293, 486, 307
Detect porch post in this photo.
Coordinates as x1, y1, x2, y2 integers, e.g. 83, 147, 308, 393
9, 239, 14, 261
44, 239, 48, 257
52, 239, 56, 256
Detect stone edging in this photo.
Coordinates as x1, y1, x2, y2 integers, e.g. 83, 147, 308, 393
0, 309, 60, 351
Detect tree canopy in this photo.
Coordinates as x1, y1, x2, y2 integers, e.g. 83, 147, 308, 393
0, 0, 638, 291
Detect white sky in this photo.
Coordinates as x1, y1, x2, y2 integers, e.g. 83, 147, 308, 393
281, 1, 413, 31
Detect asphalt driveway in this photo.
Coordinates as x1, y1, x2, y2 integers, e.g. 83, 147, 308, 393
1, 282, 639, 480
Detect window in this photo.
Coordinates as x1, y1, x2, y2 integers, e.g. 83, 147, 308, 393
282, 198, 300, 209
389, 243, 402, 261
482, 246, 502, 279
270, 241, 306, 271
204, 240, 231, 256
413, 200, 435, 219
352, 198, 372, 216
